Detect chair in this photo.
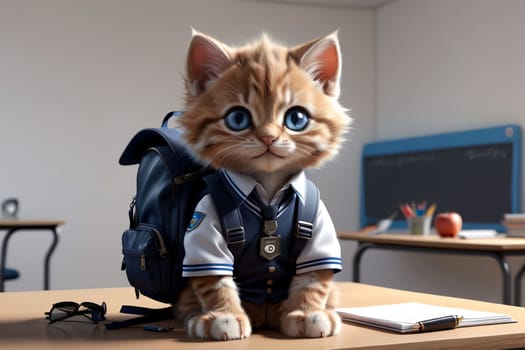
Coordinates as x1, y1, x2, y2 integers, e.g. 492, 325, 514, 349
1, 198, 21, 287
1, 268, 20, 282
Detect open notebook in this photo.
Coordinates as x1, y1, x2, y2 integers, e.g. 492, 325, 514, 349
337, 302, 515, 333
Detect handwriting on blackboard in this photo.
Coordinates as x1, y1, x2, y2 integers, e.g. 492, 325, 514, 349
369, 154, 435, 167
465, 147, 508, 161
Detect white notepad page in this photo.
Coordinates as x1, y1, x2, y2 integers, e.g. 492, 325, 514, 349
337, 302, 514, 333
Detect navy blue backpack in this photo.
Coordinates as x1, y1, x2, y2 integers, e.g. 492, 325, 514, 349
107, 111, 319, 329
117, 111, 209, 306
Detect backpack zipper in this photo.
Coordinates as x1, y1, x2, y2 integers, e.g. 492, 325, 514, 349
136, 226, 168, 271
140, 254, 146, 271
151, 227, 168, 257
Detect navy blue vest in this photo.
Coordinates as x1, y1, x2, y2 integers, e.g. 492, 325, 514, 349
205, 170, 317, 305
234, 189, 297, 304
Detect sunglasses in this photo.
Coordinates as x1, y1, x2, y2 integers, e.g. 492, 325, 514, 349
45, 301, 107, 324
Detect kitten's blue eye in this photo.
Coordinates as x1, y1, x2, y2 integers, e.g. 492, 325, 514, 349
224, 107, 252, 131
284, 107, 310, 131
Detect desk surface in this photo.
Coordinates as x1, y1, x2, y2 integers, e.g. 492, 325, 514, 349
1, 283, 525, 350
338, 231, 525, 251
0, 219, 65, 228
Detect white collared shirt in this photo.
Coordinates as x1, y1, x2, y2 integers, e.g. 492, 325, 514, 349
182, 170, 342, 277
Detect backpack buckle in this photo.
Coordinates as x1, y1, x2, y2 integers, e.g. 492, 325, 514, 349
226, 226, 245, 244
295, 221, 313, 240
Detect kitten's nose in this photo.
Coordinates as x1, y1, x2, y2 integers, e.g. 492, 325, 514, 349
259, 136, 276, 146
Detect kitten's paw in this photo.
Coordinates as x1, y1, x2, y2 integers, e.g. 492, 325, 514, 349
281, 309, 341, 338
187, 312, 252, 341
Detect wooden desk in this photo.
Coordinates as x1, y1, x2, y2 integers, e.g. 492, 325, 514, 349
1, 283, 525, 349
338, 232, 525, 305
0, 220, 64, 291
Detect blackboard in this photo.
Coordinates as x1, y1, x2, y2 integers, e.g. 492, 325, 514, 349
360, 125, 522, 231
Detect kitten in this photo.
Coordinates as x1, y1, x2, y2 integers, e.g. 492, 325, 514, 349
176, 31, 351, 340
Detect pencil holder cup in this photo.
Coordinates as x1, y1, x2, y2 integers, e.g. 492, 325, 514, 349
408, 216, 431, 235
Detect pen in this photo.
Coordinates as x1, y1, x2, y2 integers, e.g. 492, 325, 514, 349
416, 201, 427, 216
414, 315, 463, 333
425, 204, 437, 218
143, 325, 173, 332
400, 203, 415, 218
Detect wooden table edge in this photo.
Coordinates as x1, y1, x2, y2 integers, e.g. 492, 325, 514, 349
337, 231, 525, 251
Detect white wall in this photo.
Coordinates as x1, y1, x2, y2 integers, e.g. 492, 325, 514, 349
372, 0, 525, 303
0, 0, 375, 290
8, 0, 520, 306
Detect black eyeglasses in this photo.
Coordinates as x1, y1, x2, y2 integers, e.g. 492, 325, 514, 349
45, 301, 107, 324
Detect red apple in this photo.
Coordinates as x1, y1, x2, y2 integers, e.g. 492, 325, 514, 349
435, 212, 462, 237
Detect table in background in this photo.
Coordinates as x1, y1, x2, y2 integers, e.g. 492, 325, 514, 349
0, 220, 64, 291
1, 282, 525, 350
338, 231, 525, 305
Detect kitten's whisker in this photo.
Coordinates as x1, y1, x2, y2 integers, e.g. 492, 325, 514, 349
230, 136, 254, 143
296, 142, 317, 151
204, 135, 254, 147
205, 143, 247, 164
295, 145, 316, 155
294, 146, 320, 166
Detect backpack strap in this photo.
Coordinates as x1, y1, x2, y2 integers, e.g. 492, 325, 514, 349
290, 179, 319, 262
204, 172, 319, 264
203, 172, 245, 261
105, 305, 173, 330
161, 111, 183, 127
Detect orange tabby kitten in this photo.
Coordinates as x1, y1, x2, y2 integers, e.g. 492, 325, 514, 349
176, 31, 351, 340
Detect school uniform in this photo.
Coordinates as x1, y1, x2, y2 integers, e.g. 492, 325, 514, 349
182, 169, 342, 304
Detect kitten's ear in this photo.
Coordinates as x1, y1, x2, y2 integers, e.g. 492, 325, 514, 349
294, 32, 342, 98
186, 30, 232, 95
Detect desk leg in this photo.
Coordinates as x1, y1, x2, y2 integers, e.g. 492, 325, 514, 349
44, 229, 59, 290
0, 229, 16, 292
514, 263, 525, 306
353, 243, 372, 283
492, 253, 512, 305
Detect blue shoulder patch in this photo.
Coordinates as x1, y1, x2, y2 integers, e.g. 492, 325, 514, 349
187, 212, 205, 232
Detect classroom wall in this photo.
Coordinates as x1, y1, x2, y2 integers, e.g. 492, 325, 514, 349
370, 0, 525, 303
4, 0, 521, 305
0, 0, 374, 290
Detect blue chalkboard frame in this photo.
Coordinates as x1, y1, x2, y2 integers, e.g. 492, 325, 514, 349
360, 124, 522, 232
